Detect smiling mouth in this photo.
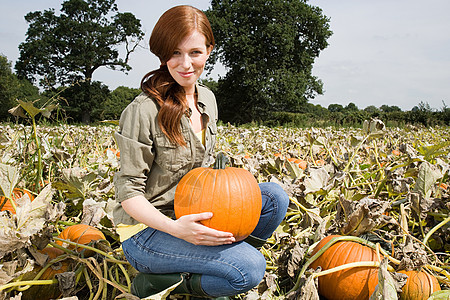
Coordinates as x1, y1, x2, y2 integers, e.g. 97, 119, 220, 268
178, 71, 194, 78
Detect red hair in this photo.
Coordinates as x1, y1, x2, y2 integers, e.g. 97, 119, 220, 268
141, 5, 215, 146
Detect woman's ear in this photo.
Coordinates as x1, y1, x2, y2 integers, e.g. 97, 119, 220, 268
206, 45, 213, 57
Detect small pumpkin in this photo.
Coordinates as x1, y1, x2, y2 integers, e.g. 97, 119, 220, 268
22, 247, 69, 300
398, 269, 441, 300
295, 159, 307, 170
0, 188, 34, 214
56, 224, 105, 256
310, 235, 380, 300
38, 247, 68, 279
174, 153, 262, 241
392, 149, 401, 156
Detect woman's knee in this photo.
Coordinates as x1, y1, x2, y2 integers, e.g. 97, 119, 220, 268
231, 250, 266, 292
258, 182, 290, 223
245, 253, 266, 288
259, 182, 289, 208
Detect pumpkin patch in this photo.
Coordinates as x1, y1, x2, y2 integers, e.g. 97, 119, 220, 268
0, 123, 448, 299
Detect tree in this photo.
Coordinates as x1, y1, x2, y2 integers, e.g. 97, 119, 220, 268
344, 102, 358, 112
15, 0, 144, 123
380, 104, 402, 113
0, 55, 20, 120
0, 55, 40, 121
101, 86, 140, 120
58, 81, 111, 122
205, 0, 332, 123
364, 105, 380, 114
327, 104, 344, 113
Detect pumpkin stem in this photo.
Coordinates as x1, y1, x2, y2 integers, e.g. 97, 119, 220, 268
213, 152, 230, 169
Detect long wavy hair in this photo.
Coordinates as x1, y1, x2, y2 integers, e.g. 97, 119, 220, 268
141, 5, 215, 146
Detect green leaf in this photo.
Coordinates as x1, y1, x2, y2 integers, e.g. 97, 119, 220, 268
285, 160, 304, 180
427, 290, 450, 299
413, 161, 442, 198
416, 141, 450, 162
18, 99, 42, 118
40, 104, 58, 118
350, 135, 363, 147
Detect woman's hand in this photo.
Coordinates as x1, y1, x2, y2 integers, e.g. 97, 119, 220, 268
173, 212, 235, 246
121, 196, 234, 246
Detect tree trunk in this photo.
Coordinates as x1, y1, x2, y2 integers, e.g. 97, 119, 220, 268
81, 110, 91, 124
82, 77, 92, 124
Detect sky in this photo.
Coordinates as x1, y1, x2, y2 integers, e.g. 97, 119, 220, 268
1, 0, 449, 111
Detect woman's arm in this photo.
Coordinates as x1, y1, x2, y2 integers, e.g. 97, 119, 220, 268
121, 195, 235, 246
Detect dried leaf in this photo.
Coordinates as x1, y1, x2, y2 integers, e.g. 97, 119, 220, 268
408, 192, 435, 219
363, 118, 385, 138
0, 184, 54, 258
298, 275, 320, 300
369, 258, 398, 300
340, 197, 390, 236
0, 163, 20, 198
304, 168, 330, 194
8, 104, 27, 118
257, 272, 278, 298
396, 236, 429, 270
81, 198, 107, 226
0, 259, 34, 285
287, 243, 307, 277
56, 272, 77, 297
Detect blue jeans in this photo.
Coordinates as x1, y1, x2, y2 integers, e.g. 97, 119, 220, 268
122, 182, 289, 297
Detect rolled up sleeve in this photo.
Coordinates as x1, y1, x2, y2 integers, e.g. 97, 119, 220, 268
114, 98, 155, 203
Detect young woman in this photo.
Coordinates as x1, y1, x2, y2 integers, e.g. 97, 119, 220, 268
113, 5, 289, 299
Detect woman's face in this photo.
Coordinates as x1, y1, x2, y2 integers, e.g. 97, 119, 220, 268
166, 30, 212, 95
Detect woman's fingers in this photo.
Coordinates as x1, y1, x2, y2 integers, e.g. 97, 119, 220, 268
189, 211, 214, 222
176, 213, 235, 245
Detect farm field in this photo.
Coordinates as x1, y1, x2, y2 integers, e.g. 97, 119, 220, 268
0, 121, 449, 299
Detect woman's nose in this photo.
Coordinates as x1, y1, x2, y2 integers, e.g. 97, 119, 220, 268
181, 54, 192, 68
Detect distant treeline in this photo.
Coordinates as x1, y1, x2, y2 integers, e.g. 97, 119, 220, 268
1, 53, 448, 127
264, 101, 450, 128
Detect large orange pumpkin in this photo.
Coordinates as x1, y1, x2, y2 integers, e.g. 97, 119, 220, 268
398, 269, 441, 300
174, 153, 262, 241
310, 235, 380, 300
0, 188, 34, 214
56, 224, 105, 256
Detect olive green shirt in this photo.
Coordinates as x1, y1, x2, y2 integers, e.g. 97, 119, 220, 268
112, 84, 218, 225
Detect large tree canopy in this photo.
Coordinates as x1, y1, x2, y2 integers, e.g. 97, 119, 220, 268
205, 0, 332, 123
15, 0, 144, 123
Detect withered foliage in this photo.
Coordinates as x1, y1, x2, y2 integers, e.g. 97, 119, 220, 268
0, 120, 448, 299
